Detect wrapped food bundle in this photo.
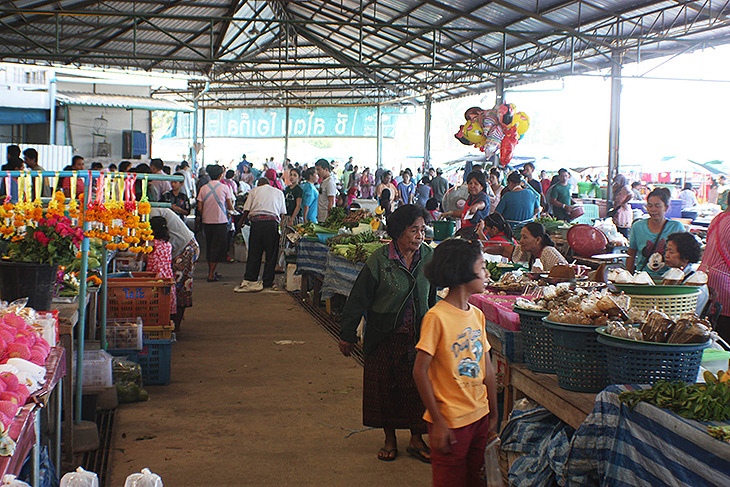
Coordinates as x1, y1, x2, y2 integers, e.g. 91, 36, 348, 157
545, 290, 631, 326
605, 309, 711, 344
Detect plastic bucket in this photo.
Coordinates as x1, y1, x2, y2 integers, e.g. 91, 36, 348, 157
432, 220, 455, 241
0, 261, 57, 311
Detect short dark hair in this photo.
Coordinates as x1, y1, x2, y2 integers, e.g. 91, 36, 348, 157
108, 163, 118, 171
133, 163, 151, 174
683, 182, 692, 191
7, 145, 20, 158
558, 168, 569, 175
522, 222, 555, 247
507, 171, 523, 185
523, 162, 535, 171
425, 239, 482, 288
162, 166, 171, 175
315, 159, 331, 171
119, 161, 132, 172
631, 181, 641, 188
647, 187, 671, 206
150, 216, 170, 242
385, 204, 428, 240
289, 166, 302, 177
72, 155, 84, 165
206, 164, 224, 180
226, 169, 235, 179
257, 177, 270, 186
667, 232, 701, 263
465, 170, 487, 192
23, 148, 38, 161
484, 212, 513, 240
150, 158, 165, 171
90, 162, 103, 170
180, 160, 189, 169
303, 167, 316, 181
425, 197, 438, 211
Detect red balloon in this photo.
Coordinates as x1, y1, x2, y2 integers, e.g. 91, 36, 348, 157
500, 128, 519, 166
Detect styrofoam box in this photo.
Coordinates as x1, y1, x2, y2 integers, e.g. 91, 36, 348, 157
74, 349, 113, 388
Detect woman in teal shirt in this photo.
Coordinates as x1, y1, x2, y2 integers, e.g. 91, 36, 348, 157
300, 167, 319, 223
627, 187, 686, 280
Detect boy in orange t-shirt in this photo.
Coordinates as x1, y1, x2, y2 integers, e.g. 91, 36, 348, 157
414, 239, 498, 487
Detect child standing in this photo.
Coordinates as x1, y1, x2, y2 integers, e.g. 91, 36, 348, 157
147, 216, 177, 316
414, 239, 498, 487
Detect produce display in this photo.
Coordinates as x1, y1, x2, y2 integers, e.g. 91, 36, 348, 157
0, 300, 53, 429
322, 206, 346, 229
342, 209, 374, 226
331, 242, 384, 263
515, 283, 587, 311
326, 232, 379, 248
619, 370, 730, 422
485, 262, 522, 281
609, 268, 708, 286
546, 291, 632, 326
487, 270, 538, 294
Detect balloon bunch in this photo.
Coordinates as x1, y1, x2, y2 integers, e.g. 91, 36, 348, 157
454, 104, 530, 165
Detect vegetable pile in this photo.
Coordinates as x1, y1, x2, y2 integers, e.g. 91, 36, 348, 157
619, 370, 730, 422
330, 242, 384, 263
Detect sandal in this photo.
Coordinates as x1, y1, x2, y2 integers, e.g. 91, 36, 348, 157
406, 446, 431, 464
207, 276, 220, 282
377, 448, 398, 462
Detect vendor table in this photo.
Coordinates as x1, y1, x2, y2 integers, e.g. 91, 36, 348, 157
565, 385, 730, 486
0, 347, 65, 487
321, 252, 363, 300
296, 239, 366, 302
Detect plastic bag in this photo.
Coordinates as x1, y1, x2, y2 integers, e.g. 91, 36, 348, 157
124, 468, 163, 487
482, 433, 504, 487
59, 467, 98, 487
1, 475, 30, 487
112, 358, 148, 403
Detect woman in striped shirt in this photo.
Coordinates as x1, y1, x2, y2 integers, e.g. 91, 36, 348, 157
700, 192, 730, 342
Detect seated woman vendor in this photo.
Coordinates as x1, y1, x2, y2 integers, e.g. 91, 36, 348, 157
475, 212, 517, 246
441, 170, 490, 240
662, 232, 709, 314
485, 222, 568, 272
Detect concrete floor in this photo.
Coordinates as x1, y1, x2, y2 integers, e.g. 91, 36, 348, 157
107, 262, 431, 486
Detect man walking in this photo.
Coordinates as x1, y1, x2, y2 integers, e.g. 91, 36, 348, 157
235, 178, 286, 293
430, 167, 448, 209
549, 168, 574, 221
148, 158, 172, 202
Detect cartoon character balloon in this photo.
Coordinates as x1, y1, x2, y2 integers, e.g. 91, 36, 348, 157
454, 103, 529, 165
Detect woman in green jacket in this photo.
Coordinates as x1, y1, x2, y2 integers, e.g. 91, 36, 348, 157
339, 205, 436, 463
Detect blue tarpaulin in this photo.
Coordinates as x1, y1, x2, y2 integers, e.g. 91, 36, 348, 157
0, 107, 47, 125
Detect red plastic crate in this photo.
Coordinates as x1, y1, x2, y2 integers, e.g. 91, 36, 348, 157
107, 276, 174, 327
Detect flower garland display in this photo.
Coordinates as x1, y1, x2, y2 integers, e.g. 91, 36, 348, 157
0, 172, 156, 263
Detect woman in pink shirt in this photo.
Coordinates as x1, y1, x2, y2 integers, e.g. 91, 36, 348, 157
700, 192, 730, 341
197, 165, 234, 281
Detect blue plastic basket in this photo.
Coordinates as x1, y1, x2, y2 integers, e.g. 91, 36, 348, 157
516, 308, 554, 374
596, 328, 709, 385
109, 334, 176, 385
543, 319, 608, 393
573, 204, 600, 225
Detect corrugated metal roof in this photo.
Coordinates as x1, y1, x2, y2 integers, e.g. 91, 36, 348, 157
1, 0, 729, 106
56, 92, 193, 112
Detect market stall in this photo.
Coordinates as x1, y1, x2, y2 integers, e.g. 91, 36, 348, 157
469, 265, 729, 485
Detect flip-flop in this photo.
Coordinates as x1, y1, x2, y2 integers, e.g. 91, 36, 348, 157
377, 448, 398, 462
406, 446, 431, 464
207, 276, 220, 282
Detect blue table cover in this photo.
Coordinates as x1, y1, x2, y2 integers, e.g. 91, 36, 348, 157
295, 239, 327, 277
321, 252, 364, 299
501, 385, 730, 486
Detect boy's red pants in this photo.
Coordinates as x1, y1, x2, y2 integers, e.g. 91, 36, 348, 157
428, 414, 489, 487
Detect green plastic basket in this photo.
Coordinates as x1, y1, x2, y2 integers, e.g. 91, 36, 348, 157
596, 327, 709, 385
613, 284, 699, 295
515, 308, 554, 374
543, 318, 608, 393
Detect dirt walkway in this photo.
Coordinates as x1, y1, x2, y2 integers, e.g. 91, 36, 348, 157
107, 263, 431, 486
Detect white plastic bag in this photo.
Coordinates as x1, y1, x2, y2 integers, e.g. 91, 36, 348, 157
60, 467, 99, 487
124, 468, 163, 487
483, 433, 504, 487
1, 475, 30, 486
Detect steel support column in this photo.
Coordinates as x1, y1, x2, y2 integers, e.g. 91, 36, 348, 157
495, 78, 505, 106
49, 75, 56, 144
284, 106, 290, 165
192, 99, 198, 172
423, 94, 432, 170
607, 51, 622, 202
376, 104, 382, 169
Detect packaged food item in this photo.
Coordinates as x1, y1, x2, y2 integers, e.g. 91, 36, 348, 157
661, 268, 685, 285
124, 468, 163, 487
685, 271, 708, 286
60, 467, 99, 487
